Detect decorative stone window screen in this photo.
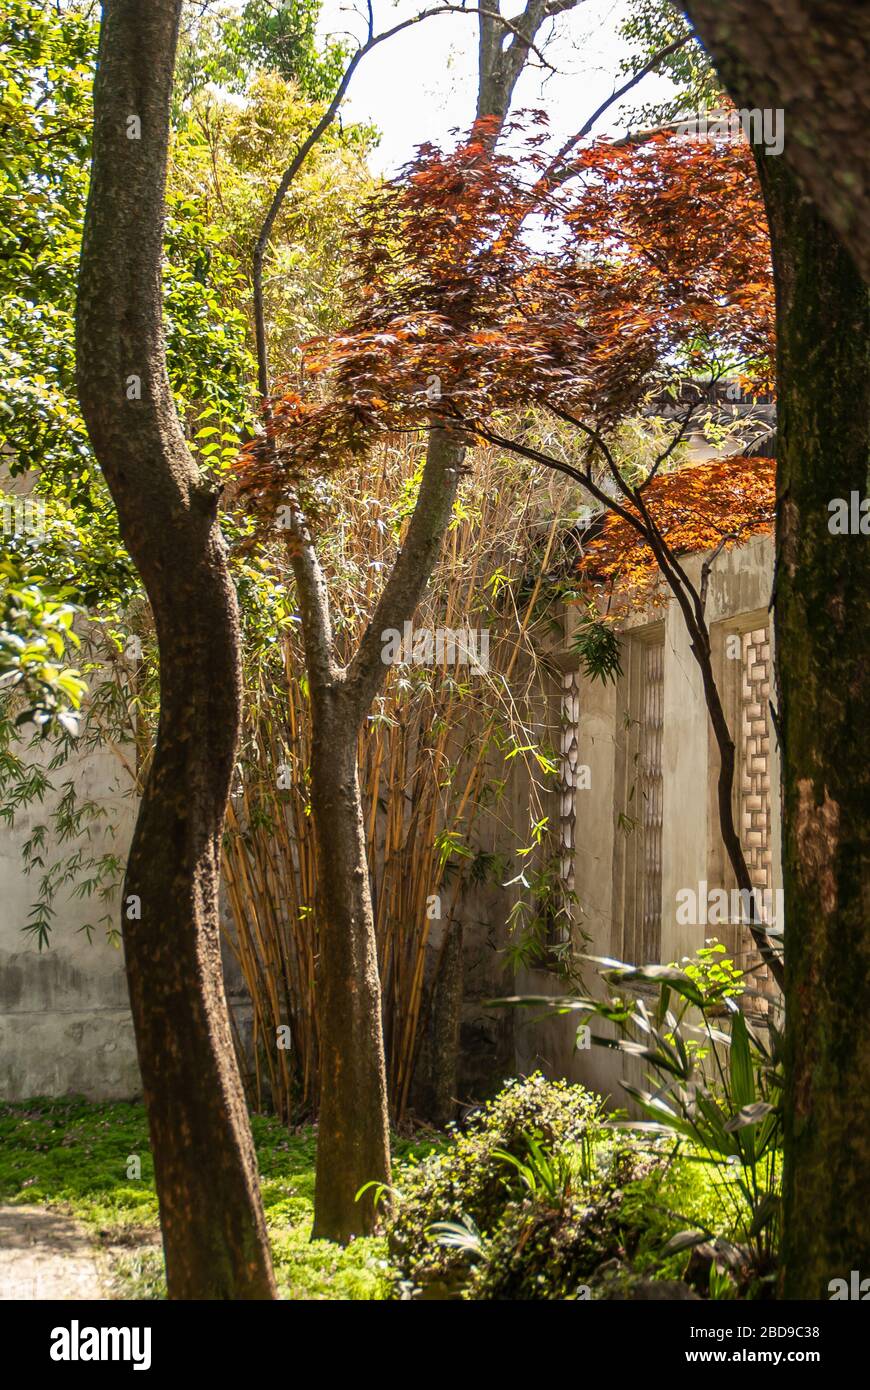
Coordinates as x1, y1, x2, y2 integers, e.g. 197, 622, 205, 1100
559, 668, 582, 900
740, 628, 773, 894
737, 626, 778, 1007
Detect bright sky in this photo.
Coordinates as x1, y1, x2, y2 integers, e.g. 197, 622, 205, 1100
316, 0, 680, 173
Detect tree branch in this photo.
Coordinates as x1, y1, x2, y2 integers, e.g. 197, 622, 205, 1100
471, 414, 784, 989
344, 423, 467, 716
544, 35, 693, 184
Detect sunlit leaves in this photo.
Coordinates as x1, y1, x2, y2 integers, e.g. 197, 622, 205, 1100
239, 119, 774, 514
0, 557, 86, 735
576, 455, 776, 607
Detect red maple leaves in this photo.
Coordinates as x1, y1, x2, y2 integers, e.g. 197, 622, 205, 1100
237, 118, 775, 509
575, 454, 776, 608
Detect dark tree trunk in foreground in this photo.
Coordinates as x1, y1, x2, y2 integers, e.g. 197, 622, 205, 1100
680, 1, 870, 279
679, 0, 870, 1299
758, 157, 870, 1300
76, 0, 275, 1298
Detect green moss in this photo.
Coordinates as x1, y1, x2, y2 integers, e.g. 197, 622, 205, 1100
0, 1097, 439, 1300
0, 1091, 776, 1300
0, 1097, 158, 1231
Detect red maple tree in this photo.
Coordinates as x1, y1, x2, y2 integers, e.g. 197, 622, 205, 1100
239, 117, 782, 987
239, 119, 774, 498
578, 454, 776, 610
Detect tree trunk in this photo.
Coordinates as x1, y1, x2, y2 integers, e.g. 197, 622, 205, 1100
675, 0, 870, 1295
680, 1, 870, 280
419, 923, 464, 1128
309, 695, 391, 1239
75, 0, 275, 1298
294, 426, 465, 1240
476, 1, 579, 123
757, 155, 870, 1300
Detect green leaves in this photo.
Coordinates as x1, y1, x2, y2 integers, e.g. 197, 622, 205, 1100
584, 954, 708, 1009
429, 1217, 486, 1256
571, 611, 624, 685
175, 0, 350, 108
0, 558, 86, 735
0, 2, 94, 492
729, 1010, 756, 1112
503, 944, 783, 1267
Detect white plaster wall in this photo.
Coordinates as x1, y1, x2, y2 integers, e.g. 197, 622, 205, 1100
516, 532, 779, 1107
0, 737, 140, 1099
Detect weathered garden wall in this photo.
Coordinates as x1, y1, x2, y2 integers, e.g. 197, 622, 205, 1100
0, 740, 138, 1099
515, 530, 781, 1105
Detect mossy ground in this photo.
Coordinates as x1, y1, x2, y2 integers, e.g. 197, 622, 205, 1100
0, 1097, 438, 1300
0, 1094, 766, 1299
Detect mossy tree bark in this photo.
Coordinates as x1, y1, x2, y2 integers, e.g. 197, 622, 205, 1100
680, 1, 870, 279
677, 0, 870, 1300
76, 0, 275, 1298
757, 156, 870, 1300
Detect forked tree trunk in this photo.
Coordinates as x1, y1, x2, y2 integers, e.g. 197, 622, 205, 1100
282, 6, 581, 1244
476, 1, 579, 122
75, 0, 275, 1298
309, 696, 391, 1239
293, 427, 466, 1239
758, 156, 870, 1300
284, 4, 579, 1242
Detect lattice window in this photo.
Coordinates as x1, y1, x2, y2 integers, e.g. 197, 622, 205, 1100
559, 668, 582, 899
637, 642, 664, 962
740, 628, 772, 891
737, 627, 778, 1005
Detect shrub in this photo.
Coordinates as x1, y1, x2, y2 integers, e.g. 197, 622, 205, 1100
464, 1141, 655, 1300
491, 947, 783, 1297
384, 1073, 606, 1295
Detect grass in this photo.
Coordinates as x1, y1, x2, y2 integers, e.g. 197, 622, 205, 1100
0, 1094, 776, 1300
0, 1096, 440, 1300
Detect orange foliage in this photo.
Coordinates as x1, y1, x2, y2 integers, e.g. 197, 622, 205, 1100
576, 455, 776, 609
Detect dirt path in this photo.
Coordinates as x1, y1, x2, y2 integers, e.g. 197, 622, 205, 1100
0, 1205, 108, 1300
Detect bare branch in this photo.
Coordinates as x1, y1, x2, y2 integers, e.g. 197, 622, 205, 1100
542, 36, 693, 186
699, 534, 734, 611
344, 424, 467, 716
639, 386, 706, 491
252, 1, 571, 401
